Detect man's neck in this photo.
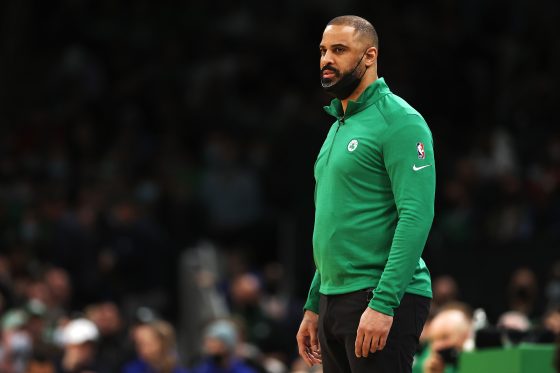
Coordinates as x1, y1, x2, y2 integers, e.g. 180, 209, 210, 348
341, 74, 378, 112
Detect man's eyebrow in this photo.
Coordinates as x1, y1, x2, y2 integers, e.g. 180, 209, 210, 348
319, 43, 349, 49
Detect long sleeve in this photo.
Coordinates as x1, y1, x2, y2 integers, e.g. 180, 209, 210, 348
304, 270, 321, 313
368, 114, 436, 316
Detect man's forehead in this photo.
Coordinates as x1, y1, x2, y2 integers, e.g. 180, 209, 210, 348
320, 25, 358, 45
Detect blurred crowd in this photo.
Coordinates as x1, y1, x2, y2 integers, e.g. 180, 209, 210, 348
0, 257, 298, 373
1, 0, 560, 372
1, 259, 560, 373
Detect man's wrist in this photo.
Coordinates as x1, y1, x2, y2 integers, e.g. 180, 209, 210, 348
303, 309, 319, 320
368, 299, 394, 317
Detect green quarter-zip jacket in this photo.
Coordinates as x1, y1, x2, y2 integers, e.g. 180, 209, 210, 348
304, 78, 435, 316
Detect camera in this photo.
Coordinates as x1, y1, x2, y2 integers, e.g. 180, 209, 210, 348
436, 347, 459, 367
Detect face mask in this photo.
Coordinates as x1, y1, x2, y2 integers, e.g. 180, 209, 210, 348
321, 50, 368, 100
514, 286, 532, 301
209, 353, 227, 366
9, 331, 32, 356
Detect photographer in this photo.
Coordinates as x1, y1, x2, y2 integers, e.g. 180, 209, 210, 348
415, 304, 474, 373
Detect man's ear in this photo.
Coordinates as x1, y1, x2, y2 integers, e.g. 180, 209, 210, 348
364, 47, 377, 67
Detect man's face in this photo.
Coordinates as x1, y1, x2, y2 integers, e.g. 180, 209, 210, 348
63, 343, 96, 371
431, 324, 464, 352
319, 25, 365, 87
430, 312, 470, 352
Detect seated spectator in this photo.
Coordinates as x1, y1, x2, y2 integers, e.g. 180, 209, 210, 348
123, 320, 187, 373
0, 309, 33, 373
507, 268, 539, 318
192, 319, 256, 373
86, 301, 132, 372
497, 310, 531, 345
26, 349, 56, 373
229, 273, 289, 355
56, 318, 102, 373
413, 303, 474, 373
544, 308, 560, 337
432, 276, 459, 310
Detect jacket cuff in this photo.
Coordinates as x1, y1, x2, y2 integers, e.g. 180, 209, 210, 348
303, 299, 319, 314
368, 299, 394, 317
303, 298, 319, 314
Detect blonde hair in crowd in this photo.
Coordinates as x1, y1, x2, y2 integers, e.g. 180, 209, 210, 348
143, 320, 179, 373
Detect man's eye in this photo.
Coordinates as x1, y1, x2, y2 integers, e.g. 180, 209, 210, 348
334, 48, 344, 54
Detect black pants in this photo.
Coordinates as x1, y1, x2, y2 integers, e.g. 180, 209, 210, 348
318, 291, 430, 373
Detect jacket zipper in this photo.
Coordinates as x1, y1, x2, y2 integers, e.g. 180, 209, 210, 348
326, 116, 344, 165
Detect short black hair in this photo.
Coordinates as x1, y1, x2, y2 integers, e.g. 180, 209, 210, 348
327, 15, 378, 49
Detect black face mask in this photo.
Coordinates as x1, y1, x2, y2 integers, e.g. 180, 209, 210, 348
209, 353, 227, 366
321, 50, 368, 100
514, 286, 532, 301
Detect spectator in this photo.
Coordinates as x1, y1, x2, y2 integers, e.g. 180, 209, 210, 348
192, 319, 256, 373
26, 350, 56, 373
25, 299, 53, 357
432, 275, 460, 310
56, 318, 102, 373
228, 273, 289, 355
123, 320, 187, 373
43, 268, 72, 314
497, 310, 531, 331
545, 261, 560, 311
497, 311, 531, 346
0, 309, 33, 373
85, 301, 132, 372
413, 304, 474, 373
507, 268, 539, 318
544, 308, 560, 337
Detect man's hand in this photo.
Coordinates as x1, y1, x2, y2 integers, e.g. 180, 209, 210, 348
296, 310, 322, 367
423, 350, 445, 373
355, 307, 393, 358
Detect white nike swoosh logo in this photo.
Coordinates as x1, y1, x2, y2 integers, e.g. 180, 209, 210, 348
413, 164, 432, 171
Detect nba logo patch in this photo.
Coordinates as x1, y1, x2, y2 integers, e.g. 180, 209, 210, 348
417, 142, 425, 159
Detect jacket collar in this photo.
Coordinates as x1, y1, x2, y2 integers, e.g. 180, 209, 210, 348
323, 77, 391, 119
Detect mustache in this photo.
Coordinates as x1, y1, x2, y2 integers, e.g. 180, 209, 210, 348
321, 65, 340, 75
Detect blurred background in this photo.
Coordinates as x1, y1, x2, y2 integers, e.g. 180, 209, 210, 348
0, 0, 559, 372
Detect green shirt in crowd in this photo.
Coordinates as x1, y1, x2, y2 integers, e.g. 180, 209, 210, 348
304, 78, 435, 316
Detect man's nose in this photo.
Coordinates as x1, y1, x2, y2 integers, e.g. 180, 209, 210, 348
433, 340, 453, 352
321, 51, 335, 68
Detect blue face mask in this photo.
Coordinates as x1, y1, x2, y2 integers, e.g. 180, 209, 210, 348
321, 50, 368, 100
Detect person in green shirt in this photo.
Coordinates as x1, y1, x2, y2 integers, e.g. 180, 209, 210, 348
296, 15, 435, 373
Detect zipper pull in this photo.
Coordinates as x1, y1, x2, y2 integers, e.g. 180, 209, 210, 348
339, 116, 345, 125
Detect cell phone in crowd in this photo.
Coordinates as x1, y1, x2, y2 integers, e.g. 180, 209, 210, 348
437, 347, 459, 367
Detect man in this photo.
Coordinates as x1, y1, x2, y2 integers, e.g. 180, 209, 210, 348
192, 319, 257, 373
416, 306, 474, 373
57, 318, 104, 373
296, 15, 435, 373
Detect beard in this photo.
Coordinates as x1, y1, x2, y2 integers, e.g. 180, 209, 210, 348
320, 51, 368, 100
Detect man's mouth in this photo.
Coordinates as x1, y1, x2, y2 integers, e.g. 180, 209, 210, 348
321, 67, 338, 80
322, 71, 335, 79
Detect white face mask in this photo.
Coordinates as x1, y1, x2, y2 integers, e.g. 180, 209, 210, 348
9, 331, 32, 356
